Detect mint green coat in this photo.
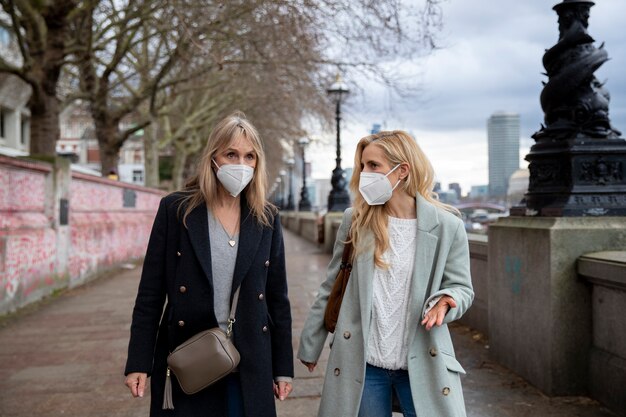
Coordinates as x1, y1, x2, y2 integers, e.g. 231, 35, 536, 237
298, 196, 474, 417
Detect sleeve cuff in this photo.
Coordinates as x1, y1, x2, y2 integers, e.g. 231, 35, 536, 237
423, 295, 443, 318
274, 376, 293, 383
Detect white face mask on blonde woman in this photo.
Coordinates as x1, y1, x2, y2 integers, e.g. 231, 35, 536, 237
212, 159, 254, 197
358, 164, 401, 205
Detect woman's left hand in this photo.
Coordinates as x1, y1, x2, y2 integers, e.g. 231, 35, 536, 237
274, 381, 293, 401
421, 295, 457, 331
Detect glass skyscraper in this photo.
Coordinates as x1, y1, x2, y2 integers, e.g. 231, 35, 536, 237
488, 112, 520, 198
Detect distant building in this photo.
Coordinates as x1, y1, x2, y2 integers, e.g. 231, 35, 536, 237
507, 168, 530, 208
0, 14, 30, 156
313, 178, 332, 211
438, 190, 459, 205
449, 183, 462, 199
58, 101, 146, 185
470, 185, 489, 200
488, 112, 520, 198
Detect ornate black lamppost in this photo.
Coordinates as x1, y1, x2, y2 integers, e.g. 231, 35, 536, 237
326, 75, 351, 212
512, 0, 626, 216
298, 137, 312, 211
285, 159, 295, 210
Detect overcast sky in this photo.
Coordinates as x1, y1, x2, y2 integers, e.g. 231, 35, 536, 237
307, 0, 626, 195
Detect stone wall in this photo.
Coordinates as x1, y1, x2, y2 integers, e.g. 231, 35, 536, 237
578, 251, 626, 415
280, 211, 322, 244
0, 155, 163, 315
460, 234, 489, 335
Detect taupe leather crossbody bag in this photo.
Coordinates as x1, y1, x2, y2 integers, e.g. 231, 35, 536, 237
162, 285, 241, 410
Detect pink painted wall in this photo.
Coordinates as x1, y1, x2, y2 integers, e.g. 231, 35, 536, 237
0, 155, 163, 314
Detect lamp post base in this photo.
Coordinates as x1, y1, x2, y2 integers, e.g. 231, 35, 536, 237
510, 137, 626, 217
327, 166, 350, 212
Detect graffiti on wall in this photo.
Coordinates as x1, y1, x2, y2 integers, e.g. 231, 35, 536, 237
0, 157, 163, 313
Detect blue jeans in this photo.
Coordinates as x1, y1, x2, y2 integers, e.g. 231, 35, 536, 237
358, 363, 416, 417
227, 372, 245, 417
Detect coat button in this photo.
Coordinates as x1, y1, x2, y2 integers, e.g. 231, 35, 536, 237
343, 331, 351, 339
179, 286, 187, 293
258, 293, 264, 301
262, 325, 268, 332
178, 320, 185, 327
334, 368, 341, 376
442, 387, 450, 396
176, 251, 181, 257
264, 260, 270, 267
429, 348, 437, 357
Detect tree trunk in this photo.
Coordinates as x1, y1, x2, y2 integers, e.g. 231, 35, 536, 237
23, 2, 77, 157
95, 118, 121, 177
143, 120, 160, 188
28, 91, 60, 156
172, 149, 188, 191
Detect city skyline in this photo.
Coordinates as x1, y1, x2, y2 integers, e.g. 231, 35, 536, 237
306, 0, 626, 195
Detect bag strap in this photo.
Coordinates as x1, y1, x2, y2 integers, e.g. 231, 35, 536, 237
341, 231, 353, 272
226, 284, 241, 337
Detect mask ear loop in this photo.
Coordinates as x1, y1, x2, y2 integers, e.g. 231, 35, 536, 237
385, 164, 401, 177
386, 164, 403, 191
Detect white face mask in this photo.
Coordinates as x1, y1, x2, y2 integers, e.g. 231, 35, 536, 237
358, 164, 401, 205
212, 159, 254, 197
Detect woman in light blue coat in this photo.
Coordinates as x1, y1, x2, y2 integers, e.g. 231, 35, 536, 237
298, 131, 473, 417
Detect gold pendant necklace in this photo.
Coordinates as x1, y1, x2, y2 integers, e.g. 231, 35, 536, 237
215, 214, 238, 247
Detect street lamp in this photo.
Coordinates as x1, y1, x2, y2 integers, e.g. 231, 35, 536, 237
285, 159, 295, 211
274, 177, 283, 208
298, 137, 312, 211
279, 169, 287, 210
327, 74, 351, 212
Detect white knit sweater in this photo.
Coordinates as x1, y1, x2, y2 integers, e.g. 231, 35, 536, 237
366, 216, 417, 370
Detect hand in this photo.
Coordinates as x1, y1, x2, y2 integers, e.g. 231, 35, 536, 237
300, 360, 316, 372
273, 381, 293, 401
421, 296, 457, 331
125, 372, 148, 398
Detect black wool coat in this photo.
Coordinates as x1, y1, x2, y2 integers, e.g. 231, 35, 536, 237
125, 193, 293, 417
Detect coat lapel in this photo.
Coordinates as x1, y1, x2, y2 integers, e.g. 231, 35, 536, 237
407, 195, 440, 344
231, 201, 263, 297
186, 203, 214, 285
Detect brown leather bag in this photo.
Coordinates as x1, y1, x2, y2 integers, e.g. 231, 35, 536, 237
162, 286, 241, 409
323, 234, 353, 333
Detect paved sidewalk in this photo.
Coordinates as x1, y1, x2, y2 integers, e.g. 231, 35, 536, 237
0, 229, 617, 417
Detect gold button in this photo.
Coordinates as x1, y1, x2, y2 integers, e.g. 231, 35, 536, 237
442, 387, 450, 396
178, 320, 185, 327
176, 251, 181, 257
264, 260, 270, 267
429, 348, 437, 357
258, 293, 264, 301
179, 286, 187, 293
343, 331, 351, 339
262, 325, 268, 332
334, 368, 340, 376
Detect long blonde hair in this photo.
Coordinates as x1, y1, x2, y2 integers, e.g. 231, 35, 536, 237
179, 111, 276, 227
349, 130, 459, 268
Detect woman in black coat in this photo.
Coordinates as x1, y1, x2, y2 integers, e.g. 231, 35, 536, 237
124, 112, 293, 417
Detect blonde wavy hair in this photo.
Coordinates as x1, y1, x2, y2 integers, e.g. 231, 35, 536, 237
349, 130, 460, 268
179, 111, 276, 227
